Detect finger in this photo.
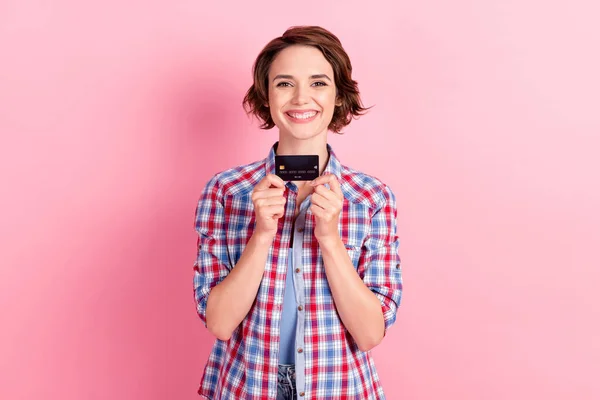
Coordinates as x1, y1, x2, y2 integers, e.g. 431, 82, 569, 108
253, 187, 285, 200
256, 173, 286, 191
313, 184, 338, 203
329, 175, 343, 198
260, 204, 285, 217
309, 203, 325, 219
268, 173, 286, 187
256, 196, 286, 208
310, 193, 329, 210
310, 174, 334, 187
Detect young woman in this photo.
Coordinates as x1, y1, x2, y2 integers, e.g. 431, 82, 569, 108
193, 26, 403, 400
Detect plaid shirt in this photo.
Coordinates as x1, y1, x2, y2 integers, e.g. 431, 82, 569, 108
193, 141, 403, 399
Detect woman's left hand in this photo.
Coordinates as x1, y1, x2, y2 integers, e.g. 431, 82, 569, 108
309, 173, 344, 243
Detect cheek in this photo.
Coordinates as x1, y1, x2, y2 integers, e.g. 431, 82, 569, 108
318, 92, 337, 111
268, 91, 286, 111
266, 94, 282, 120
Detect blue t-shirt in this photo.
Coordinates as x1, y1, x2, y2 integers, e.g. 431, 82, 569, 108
279, 248, 298, 364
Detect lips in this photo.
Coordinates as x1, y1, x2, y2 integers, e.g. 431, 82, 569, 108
285, 110, 319, 123
286, 110, 317, 118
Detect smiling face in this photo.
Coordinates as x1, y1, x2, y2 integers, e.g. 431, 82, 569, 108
267, 45, 341, 140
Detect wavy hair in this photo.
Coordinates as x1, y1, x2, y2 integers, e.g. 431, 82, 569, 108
242, 26, 370, 134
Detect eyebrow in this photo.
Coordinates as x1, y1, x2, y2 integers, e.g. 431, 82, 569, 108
272, 74, 332, 82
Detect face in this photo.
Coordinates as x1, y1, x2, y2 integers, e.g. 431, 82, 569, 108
267, 45, 341, 140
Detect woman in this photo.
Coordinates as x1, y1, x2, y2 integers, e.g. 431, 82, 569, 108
193, 26, 403, 400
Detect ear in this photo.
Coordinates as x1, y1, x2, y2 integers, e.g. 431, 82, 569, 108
335, 97, 343, 107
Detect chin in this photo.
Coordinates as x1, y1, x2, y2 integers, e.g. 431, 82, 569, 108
288, 131, 321, 141
283, 125, 327, 139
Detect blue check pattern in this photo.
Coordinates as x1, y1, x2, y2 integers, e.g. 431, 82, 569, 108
193, 141, 403, 399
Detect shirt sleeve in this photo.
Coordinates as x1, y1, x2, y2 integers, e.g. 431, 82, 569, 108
360, 184, 403, 336
193, 174, 232, 328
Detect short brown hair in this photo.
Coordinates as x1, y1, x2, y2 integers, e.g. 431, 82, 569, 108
242, 26, 370, 134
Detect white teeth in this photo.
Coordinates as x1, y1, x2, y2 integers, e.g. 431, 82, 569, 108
288, 111, 317, 119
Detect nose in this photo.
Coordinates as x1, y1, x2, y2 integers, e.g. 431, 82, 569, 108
291, 85, 309, 105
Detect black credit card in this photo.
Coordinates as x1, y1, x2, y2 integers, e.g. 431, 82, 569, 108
275, 155, 319, 181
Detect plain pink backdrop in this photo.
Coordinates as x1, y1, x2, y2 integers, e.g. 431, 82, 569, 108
1, 1, 599, 399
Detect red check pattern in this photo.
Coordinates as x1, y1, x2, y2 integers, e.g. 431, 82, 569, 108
193, 141, 403, 399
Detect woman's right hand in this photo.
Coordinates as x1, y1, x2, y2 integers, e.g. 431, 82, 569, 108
251, 173, 287, 240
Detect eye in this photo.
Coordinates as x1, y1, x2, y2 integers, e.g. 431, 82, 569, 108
276, 82, 292, 87
313, 81, 327, 87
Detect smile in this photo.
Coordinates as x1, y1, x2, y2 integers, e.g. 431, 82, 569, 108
285, 111, 319, 123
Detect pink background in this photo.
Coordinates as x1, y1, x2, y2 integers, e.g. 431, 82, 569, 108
1, 1, 599, 399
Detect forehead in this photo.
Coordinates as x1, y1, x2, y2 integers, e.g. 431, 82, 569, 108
269, 45, 334, 78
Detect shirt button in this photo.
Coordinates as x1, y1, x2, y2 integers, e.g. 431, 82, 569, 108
297, 348, 303, 353
295, 268, 301, 273
299, 392, 305, 397
297, 227, 304, 232
297, 305, 303, 311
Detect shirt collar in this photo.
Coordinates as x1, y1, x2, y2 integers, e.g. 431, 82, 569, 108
264, 141, 342, 185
